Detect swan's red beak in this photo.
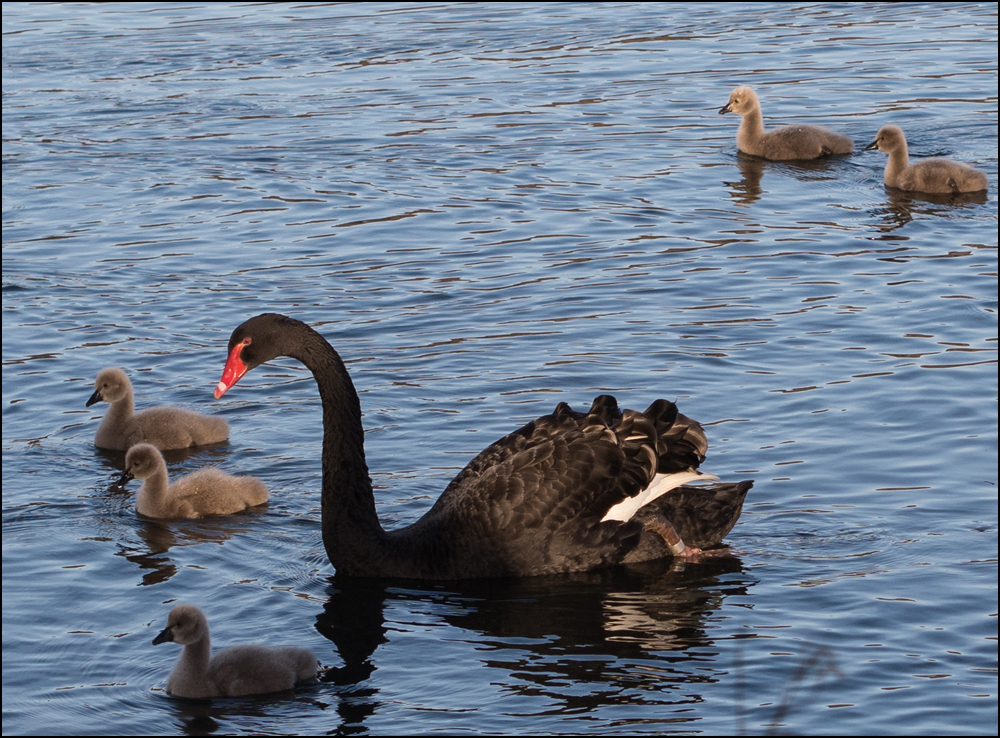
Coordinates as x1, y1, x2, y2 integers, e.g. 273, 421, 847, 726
215, 342, 248, 399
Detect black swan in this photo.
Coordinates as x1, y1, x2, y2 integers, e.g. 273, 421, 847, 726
214, 313, 752, 579
118, 443, 268, 519
720, 86, 853, 160
87, 367, 229, 451
153, 604, 318, 698
864, 125, 988, 194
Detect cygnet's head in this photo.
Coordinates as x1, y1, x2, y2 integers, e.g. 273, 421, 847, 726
87, 367, 132, 406
119, 443, 164, 485
153, 603, 209, 646
864, 124, 906, 154
720, 86, 759, 116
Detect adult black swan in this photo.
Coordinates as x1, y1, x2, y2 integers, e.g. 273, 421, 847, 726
215, 313, 752, 579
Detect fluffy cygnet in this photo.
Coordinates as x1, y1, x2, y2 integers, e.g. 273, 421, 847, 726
864, 125, 988, 194
119, 443, 268, 519
720, 86, 854, 160
87, 367, 229, 451
153, 604, 318, 699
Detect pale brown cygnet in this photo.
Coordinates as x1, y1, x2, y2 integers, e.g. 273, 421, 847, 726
864, 125, 988, 194
119, 443, 268, 519
87, 367, 229, 451
152, 604, 318, 699
720, 86, 854, 160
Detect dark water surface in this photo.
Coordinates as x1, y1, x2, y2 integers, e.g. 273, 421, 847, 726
3, 2, 996, 735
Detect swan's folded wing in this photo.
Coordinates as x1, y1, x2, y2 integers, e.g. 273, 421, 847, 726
130, 406, 229, 450
436, 400, 591, 497
398, 396, 715, 576
419, 420, 658, 576
437, 395, 706, 494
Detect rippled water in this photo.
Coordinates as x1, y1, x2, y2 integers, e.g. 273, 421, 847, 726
3, 2, 997, 735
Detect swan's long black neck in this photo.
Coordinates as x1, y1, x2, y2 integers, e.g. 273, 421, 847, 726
284, 324, 391, 576
244, 314, 488, 578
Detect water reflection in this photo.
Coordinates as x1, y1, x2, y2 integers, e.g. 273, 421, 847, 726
724, 154, 850, 206
315, 557, 750, 732
162, 691, 323, 737
93, 442, 234, 475
108, 501, 269, 587
871, 187, 990, 234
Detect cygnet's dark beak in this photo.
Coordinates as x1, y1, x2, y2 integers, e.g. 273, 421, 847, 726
863, 139, 879, 151
152, 625, 174, 646
117, 468, 134, 487
719, 102, 732, 115
86, 389, 102, 407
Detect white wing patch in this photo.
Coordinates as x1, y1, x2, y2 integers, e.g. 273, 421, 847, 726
600, 470, 719, 523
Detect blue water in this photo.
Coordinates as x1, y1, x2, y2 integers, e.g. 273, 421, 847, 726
3, 2, 996, 734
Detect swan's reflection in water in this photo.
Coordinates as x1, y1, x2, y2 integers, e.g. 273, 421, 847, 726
93, 440, 233, 473
115, 514, 268, 587
872, 187, 989, 235
315, 556, 750, 732
159, 688, 324, 737
724, 154, 845, 206
726, 155, 766, 204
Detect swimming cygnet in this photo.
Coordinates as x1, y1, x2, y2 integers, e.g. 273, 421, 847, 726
720, 86, 854, 160
153, 603, 318, 699
119, 443, 268, 519
87, 367, 229, 451
864, 125, 988, 194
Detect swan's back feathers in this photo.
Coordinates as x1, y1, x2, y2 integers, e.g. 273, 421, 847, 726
439, 396, 705, 494
127, 407, 230, 451
160, 467, 269, 518
205, 644, 319, 698
894, 158, 987, 194
402, 396, 715, 577
757, 124, 854, 160
640, 397, 708, 472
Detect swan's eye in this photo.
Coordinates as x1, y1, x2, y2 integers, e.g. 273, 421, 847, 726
242, 337, 252, 347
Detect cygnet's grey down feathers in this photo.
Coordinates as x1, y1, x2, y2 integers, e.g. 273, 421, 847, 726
120, 443, 268, 519
153, 603, 318, 699
864, 124, 988, 194
720, 86, 853, 160
87, 367, 229, 451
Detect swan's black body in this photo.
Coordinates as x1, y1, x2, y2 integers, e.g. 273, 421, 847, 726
218, 313, 751, 579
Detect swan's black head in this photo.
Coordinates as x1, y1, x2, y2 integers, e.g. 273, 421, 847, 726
215, 313, 307, 399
